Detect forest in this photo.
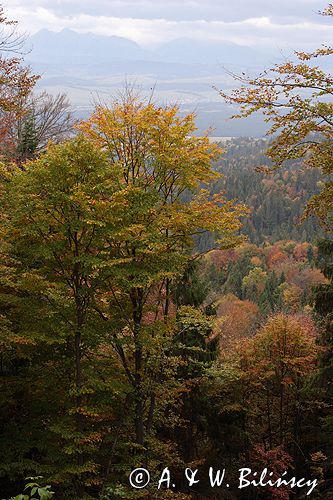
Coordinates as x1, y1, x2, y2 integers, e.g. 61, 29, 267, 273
0, 3, 332, 500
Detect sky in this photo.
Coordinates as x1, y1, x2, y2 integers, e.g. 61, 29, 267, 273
3, 0, 333, 50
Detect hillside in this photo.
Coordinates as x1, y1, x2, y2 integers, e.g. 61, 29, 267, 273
195, 137, 326, 251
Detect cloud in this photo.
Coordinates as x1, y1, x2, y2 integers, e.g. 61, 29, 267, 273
3, 0, 333, 50
4, 0, 328, 23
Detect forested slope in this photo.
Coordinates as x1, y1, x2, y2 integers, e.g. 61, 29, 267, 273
197, 137, 326, 252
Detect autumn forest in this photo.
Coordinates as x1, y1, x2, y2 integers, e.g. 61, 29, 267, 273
0, 4, 332, 500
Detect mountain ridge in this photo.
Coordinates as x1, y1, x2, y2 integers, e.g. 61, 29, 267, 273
27, 28, 273, 66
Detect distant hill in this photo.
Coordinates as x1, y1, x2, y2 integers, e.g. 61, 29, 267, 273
27, 28, 153, 64
28, 29, 273, 68
155, 37, 271, 67
26, 29, 279, 136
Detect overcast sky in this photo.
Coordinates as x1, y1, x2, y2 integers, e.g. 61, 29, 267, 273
4, 0, 333, 49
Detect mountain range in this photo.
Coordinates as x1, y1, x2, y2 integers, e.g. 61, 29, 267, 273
26, 29, 278, 136
28, 28, 272, 66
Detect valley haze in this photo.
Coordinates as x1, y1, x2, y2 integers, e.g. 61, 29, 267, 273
27, 28, 282, 137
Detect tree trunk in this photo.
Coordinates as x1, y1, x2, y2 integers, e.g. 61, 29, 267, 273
75, 328, 85, 497
132, 289, 145, 448
75, 307, 85, 497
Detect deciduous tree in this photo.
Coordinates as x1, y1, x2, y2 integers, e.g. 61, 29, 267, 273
2, 96, 247, 496
237, 314, 318, 454
2, 136, 126, 497
78, 94, 248, 453
0, 92, 75, 166
218, 4, 333, 228
0, 7, 38, 115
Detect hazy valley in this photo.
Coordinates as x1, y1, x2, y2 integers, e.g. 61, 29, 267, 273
27, 28, 282, 136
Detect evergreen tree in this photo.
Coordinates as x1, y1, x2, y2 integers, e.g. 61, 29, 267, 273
17, 114, 38, 163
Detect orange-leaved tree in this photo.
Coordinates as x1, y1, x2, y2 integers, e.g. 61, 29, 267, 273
0, 6, 38, 114
218, 4, 333, 229
2, 95, 248, 496
0, 6, 39, 173
237, 314, 318, 455
78, 93, 248, 453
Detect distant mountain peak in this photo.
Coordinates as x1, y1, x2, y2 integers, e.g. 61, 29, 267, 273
28, 28, 151, 63
27, 28, 273, 68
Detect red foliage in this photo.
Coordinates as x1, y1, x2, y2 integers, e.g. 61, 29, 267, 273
250, 445, 294, 500
213, 293, 259, 350
293, 242, 310, 261
205, 248, 237, 270
266, 245, 289, 268
142, 284, 176, 325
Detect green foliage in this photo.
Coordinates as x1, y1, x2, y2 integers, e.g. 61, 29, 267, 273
17, 115, 38, 163
174, 306, 216, 378
0, 97, 247, 497
3, 478, 54, 500
196, 137, 326, 252
174, 260, 210, 307
0, 10, 329, 491
312, 239, 333, 468
204, 240, 322, 318
0, 135, 129, 495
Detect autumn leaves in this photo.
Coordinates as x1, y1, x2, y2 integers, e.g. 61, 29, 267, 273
1, 95, 246, 495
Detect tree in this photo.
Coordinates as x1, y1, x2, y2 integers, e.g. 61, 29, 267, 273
0, 8, 38, 115
171, 306, 217, 466
236, 314, 318, 457
213, 293, 259, 349
0, 92, 75, 166
0, 6, 26, 54
174, 259, 210, 307
312, 239, 333, 468
0, 6, 38, 173
2, 136, 126, 497
218, 4, 333, 228
2, 96, 247, 496
78, 93, 248, 455
242, 266, 268, 301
